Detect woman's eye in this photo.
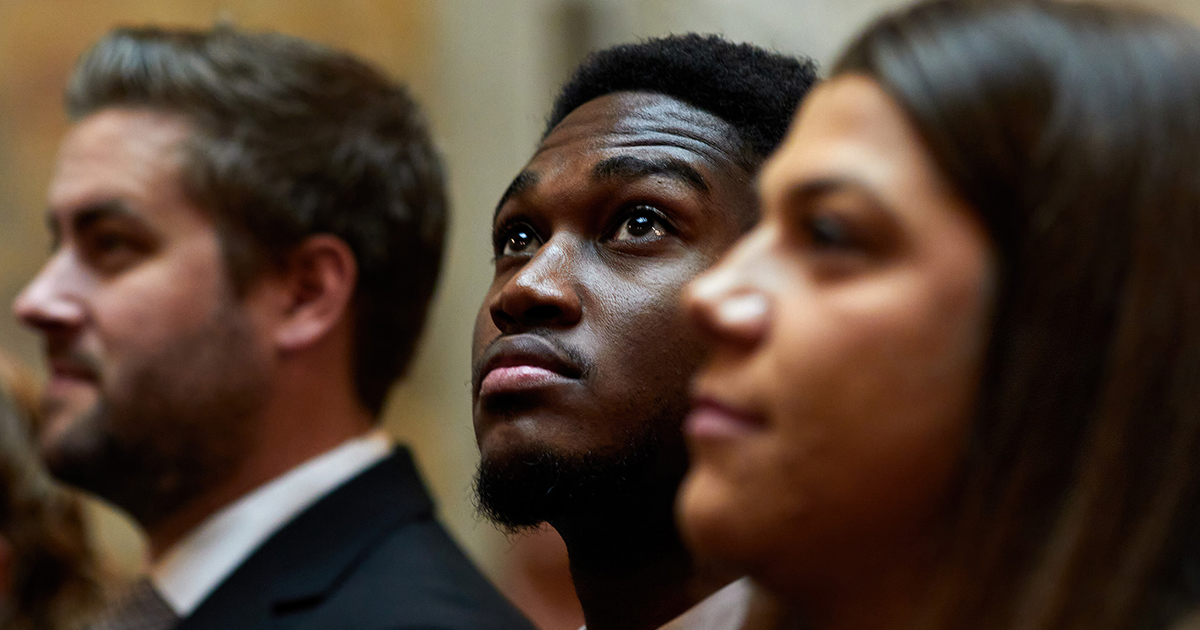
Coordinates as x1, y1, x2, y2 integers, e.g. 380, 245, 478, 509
612, 206, 669, 242
807, 214, 856, 249
497, 224, 543, 257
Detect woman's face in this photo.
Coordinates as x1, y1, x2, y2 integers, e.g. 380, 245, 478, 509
677, 75, 995, 602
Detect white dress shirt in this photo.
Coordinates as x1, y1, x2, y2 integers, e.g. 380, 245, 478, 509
577, 577, 754, 630
658, 578, 753, 630
150, 430, 393, 617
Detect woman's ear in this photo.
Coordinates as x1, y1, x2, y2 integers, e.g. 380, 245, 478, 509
273, 235, 358, 352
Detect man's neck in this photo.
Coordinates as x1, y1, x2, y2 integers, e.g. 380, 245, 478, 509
144, 400, 375, 560
554, 513, 728, 630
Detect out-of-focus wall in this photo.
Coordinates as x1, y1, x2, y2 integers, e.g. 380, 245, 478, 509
1156, 0, 1200, 23
0, 0, 1196, 605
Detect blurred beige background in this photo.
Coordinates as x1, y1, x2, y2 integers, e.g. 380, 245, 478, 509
0, 0, 1196, 619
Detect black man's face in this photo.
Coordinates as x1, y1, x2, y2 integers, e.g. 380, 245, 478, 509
471, 92, 755, 527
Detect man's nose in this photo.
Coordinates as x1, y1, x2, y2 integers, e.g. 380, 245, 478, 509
13, 252, 89, 332
489, 237, 584, 333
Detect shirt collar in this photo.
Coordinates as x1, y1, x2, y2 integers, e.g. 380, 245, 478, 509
150, 430, 392, 616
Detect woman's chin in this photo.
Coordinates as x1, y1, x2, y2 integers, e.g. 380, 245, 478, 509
676, 464, 759, 570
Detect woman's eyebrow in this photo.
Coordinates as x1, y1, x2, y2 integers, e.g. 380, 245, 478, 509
780, 175, 889, 210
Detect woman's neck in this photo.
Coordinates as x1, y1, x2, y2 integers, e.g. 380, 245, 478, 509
781, 536, 941, 630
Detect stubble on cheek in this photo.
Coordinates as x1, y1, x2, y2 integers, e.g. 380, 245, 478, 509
46, 302, 268, 527
39, 385, 100, 459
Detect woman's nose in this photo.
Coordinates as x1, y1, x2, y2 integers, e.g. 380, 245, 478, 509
684, 227, 773, 349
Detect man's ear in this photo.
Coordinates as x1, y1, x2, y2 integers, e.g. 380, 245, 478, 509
273, 235, 358, 352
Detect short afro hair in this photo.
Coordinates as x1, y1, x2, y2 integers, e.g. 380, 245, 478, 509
545, 33, 818, 165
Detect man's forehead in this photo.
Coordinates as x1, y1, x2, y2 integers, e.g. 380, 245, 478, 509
58, 109, 189, 167
49, 110, 190, 216
532, 91, 746, 169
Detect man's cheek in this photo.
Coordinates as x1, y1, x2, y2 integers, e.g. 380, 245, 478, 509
472, 308, 501, 358
96, 272, 222, 343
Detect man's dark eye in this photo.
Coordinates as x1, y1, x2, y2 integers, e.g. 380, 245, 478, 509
93, 232, 132, 253
611, 206, 669, 243
82, 230, 148, 272
497, 223, 543, 257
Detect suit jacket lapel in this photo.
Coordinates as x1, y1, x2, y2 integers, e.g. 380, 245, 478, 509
176, 448, 435, 630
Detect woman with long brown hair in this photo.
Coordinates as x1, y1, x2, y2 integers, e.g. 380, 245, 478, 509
0, 352, 101, 629
678, 2, 1200, 629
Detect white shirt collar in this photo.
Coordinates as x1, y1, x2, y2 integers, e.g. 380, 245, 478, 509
150, 430, 393, 616
577, 577, 753, 630
657, 578, 752, 630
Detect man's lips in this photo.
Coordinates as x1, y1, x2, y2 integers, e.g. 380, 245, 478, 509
47, 358, 99, 383
480, 365, 574, 398
475, 334, 585, 399
685, 396, 767, 439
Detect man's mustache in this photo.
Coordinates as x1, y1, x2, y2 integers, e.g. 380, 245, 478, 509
471, 332, 593, 391
45, 342, 103, 380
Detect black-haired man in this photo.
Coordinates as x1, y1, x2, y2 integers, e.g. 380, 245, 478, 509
472, 34, 817, 630
16, 26, 532, 630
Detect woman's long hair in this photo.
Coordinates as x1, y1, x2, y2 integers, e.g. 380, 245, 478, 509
0, 354, 101, 630
835, 3, 1200, 630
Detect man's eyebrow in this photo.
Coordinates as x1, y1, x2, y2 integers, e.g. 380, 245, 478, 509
74, 200, 144, 230
494, 170, 540, 221
591, 155, 710, 194
46, 200, 144, 245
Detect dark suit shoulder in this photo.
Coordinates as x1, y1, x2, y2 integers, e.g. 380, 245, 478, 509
301, 518, 533, 630
180, 448, 534, 630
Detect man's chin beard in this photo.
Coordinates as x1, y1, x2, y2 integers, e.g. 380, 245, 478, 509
43, 302, 267, 529
46, 400, 248, 527
473, 429, 685, 536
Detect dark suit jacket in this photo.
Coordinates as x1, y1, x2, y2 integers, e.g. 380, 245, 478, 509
174, 448, 534, 630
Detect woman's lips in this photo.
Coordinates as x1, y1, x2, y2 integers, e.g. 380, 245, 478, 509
478, 365, 575, 398
685, 398, 766, 439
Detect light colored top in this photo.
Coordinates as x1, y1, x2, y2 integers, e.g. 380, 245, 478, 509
149, 430, 393, 616
578, 577, 754, 630
659, 578, 754, 630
